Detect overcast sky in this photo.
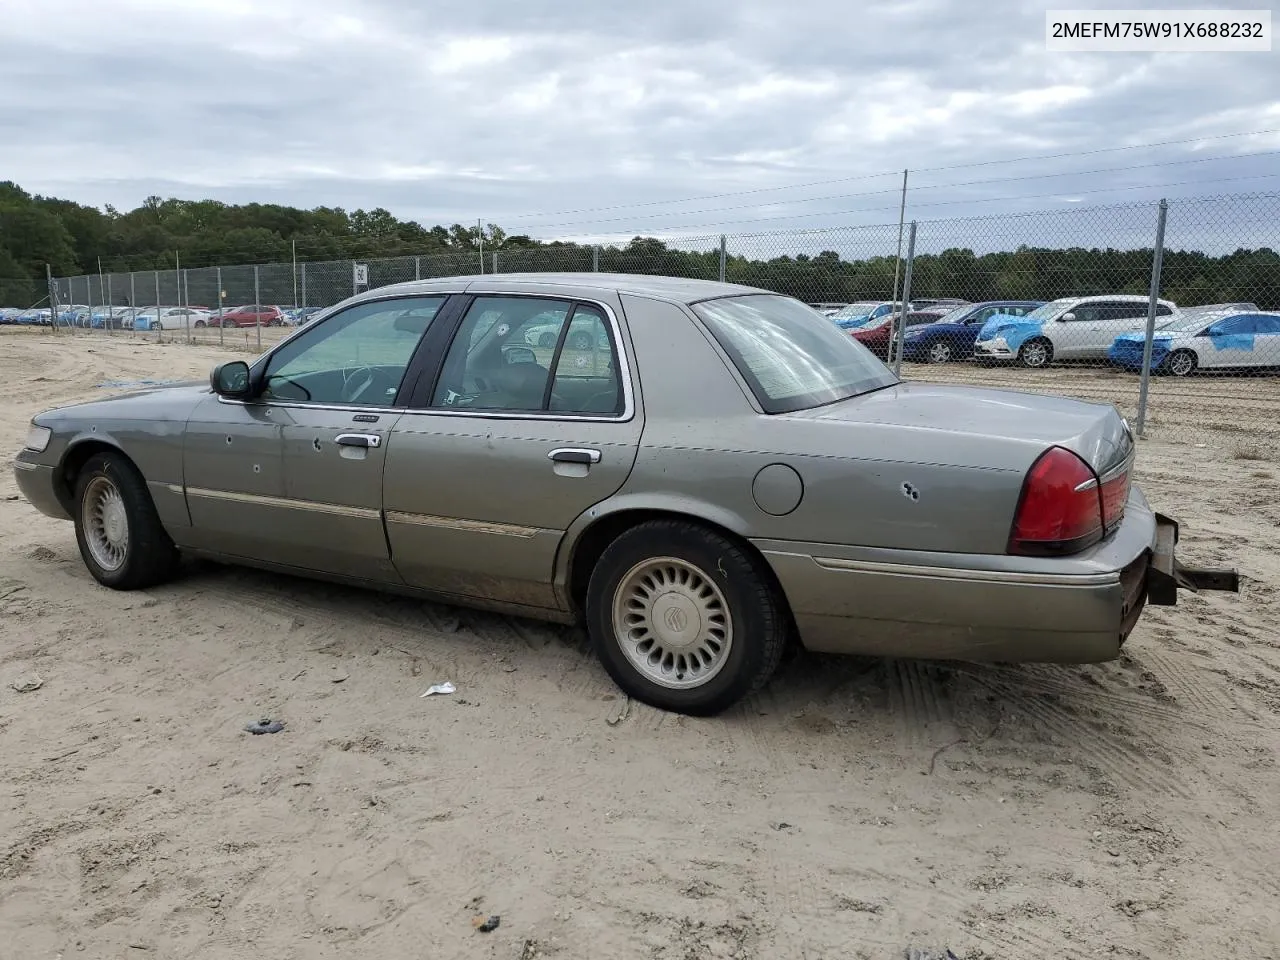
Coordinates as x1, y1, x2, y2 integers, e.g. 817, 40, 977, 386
3, 0, 1279, 241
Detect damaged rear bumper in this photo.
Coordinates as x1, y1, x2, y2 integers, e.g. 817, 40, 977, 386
1147, 512, 1240, 606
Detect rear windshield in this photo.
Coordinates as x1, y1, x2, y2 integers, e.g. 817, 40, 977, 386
692, 294, 898, 414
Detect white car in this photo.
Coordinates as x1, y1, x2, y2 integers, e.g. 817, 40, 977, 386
133, 306, 213, 331
1109, 309, 1280, 376
973, 295, 1178, 367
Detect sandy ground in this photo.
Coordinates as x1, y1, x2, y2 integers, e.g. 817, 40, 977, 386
1, 327, 1277, 960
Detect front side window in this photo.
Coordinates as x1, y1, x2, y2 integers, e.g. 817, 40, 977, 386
431, 297, 624, 416
261, 295, 444, 406
692, 294, 898, 414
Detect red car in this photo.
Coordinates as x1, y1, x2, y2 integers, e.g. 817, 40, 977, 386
850, 309, 948, 359
211, 305, 288, 327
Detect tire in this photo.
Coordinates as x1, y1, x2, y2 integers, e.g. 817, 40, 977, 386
538, 332, 556, 348
194, 320, 206, 328
153, 321, 164, 331
585, 519, 789, 716
73, 452, 179, 590
926, 340, 953, 363
1164, 349, 1197, 377
1018, 337, 1053, 368
570, 331, 593, 351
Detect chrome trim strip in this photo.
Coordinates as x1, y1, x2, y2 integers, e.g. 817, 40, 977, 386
215, 294, 637, 424
548, 447, 602, 464
810, 555, 1120, 586
1075, 451, 1134, 492
335, 433, 382, 448
13, 460, 38, 472
385, 510, 546, 539
158, 482, 184, 494
185, 486, 382, 520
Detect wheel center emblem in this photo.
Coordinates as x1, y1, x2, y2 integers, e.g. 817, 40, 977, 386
664, 607, 688, 632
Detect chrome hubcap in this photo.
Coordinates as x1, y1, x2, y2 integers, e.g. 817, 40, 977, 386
1023, 342, 1048, 366
83, 476, 129, 571
929, 342, 951, 362
611, 557, 732, 689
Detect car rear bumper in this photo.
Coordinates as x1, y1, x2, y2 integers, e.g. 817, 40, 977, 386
753, 487, 1238, 663
13, 458, 71, 521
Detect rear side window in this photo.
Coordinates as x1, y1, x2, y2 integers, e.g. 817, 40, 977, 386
692, 294, 898, 414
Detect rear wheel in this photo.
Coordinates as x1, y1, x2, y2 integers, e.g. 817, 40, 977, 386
194, 320, 206, 328
586, 520, 789, 716
538, 332, 556, 348
1165, 349, 1197, 377
926, 340, 953, 363
569, 331, 594, 350
1018, 337, 1053, 368
73, 452, 179, 590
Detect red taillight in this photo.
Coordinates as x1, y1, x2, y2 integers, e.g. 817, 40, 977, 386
1008, 447, 1104, 556
1099, 469, 1129, 531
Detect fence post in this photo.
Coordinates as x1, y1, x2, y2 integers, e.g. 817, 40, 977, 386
45, 264, 58, 336
718, 236, 727, 283
893, 221, 918, 377
254, 265, 262, 352
183, 268, 191, 343
414, 256, 420, 281
592, 245, 600, 272
128, 273, 136, 337
1135, 199, 1169, 438
217, 267, 224, 345
492, 251, 498, 274
153, 270, 161, 342
300, 263, 307, 309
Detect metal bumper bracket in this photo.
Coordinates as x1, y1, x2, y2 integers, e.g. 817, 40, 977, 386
1148, 512, 1240, 606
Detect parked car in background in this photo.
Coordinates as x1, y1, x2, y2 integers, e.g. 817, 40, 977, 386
284, 307, 323, 326
910, 298, 970, 310
901, 301, 1044, 363
973, 295, 1178, 367
12, 273, 1238, 715
827, 300, 908, 331
211, 305, 289, 327
18, 308, 52, 325
1109, 309, 1280, 376
0, 307, 22, 324
809, 302, 850, 316
132, 307, 212, 331
850, 308, 950, 359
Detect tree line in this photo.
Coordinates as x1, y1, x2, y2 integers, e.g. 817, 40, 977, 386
2, 180, 1276, 309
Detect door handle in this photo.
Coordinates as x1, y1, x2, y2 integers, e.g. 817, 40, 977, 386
335, 433, 381, 449
549, 448, 601, 465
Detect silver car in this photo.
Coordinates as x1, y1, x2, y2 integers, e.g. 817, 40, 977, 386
13, 274, 1237, 715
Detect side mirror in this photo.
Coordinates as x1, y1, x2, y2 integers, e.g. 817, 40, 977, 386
210, 360, 251, 397
504, 346, 537, 365
1058, 312, 1075, 322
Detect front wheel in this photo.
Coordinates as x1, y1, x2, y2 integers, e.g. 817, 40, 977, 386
1018, 337, 1053, 368
569, 331, 593, 351
1164, 349, 1197, 377
194, 320, 206, 328
538, 332, 556, 348
73, 452, 179, 589
586, 520, 789, 716
926, 340, 953, 363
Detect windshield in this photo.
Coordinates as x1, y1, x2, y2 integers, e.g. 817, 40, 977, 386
1016, 298, 1074, 322
692, 295, 898, 414
932, 305, 973, 324
830, 301, 883, 320
1156, 311, 1238, 333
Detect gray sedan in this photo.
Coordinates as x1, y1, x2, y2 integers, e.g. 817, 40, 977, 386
13, 274, 1238, 715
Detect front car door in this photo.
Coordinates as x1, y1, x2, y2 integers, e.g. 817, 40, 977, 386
179, 294, 450, 581
382, 291, 643, 614
1198, 314, 1275, 369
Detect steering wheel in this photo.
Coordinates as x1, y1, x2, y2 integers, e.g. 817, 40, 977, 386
340, 365, 376, 404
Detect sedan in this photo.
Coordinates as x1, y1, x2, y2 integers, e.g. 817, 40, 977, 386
1109, 310, 1280, 376
213, 305, 288, 327
850, 309, 950, 359
14, 275, 1238, 716
901, 301, 1044, 364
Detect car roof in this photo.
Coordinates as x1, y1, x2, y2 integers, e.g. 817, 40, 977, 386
1065, 294, 1173, 305
356, 272, 771, 306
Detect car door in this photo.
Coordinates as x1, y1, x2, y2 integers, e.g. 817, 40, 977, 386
181, 294, 450, 581
383, 294, 643, 613
1200, 314, 1268, 369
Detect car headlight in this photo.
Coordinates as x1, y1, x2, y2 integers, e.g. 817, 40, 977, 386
24, 424, 52, 453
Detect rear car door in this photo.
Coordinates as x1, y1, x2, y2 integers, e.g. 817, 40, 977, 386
181, 294, 449, 581
383, 293, 643, 613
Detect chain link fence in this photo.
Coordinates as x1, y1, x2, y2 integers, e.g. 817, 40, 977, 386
32, 191, 1280, 450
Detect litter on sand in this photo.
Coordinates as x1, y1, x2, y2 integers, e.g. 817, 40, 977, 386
420, 682, 456, 698
472, 915, 500, 933
245, 718, 285, 735
904, 948, 959, 960
10, 674, 44, 693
